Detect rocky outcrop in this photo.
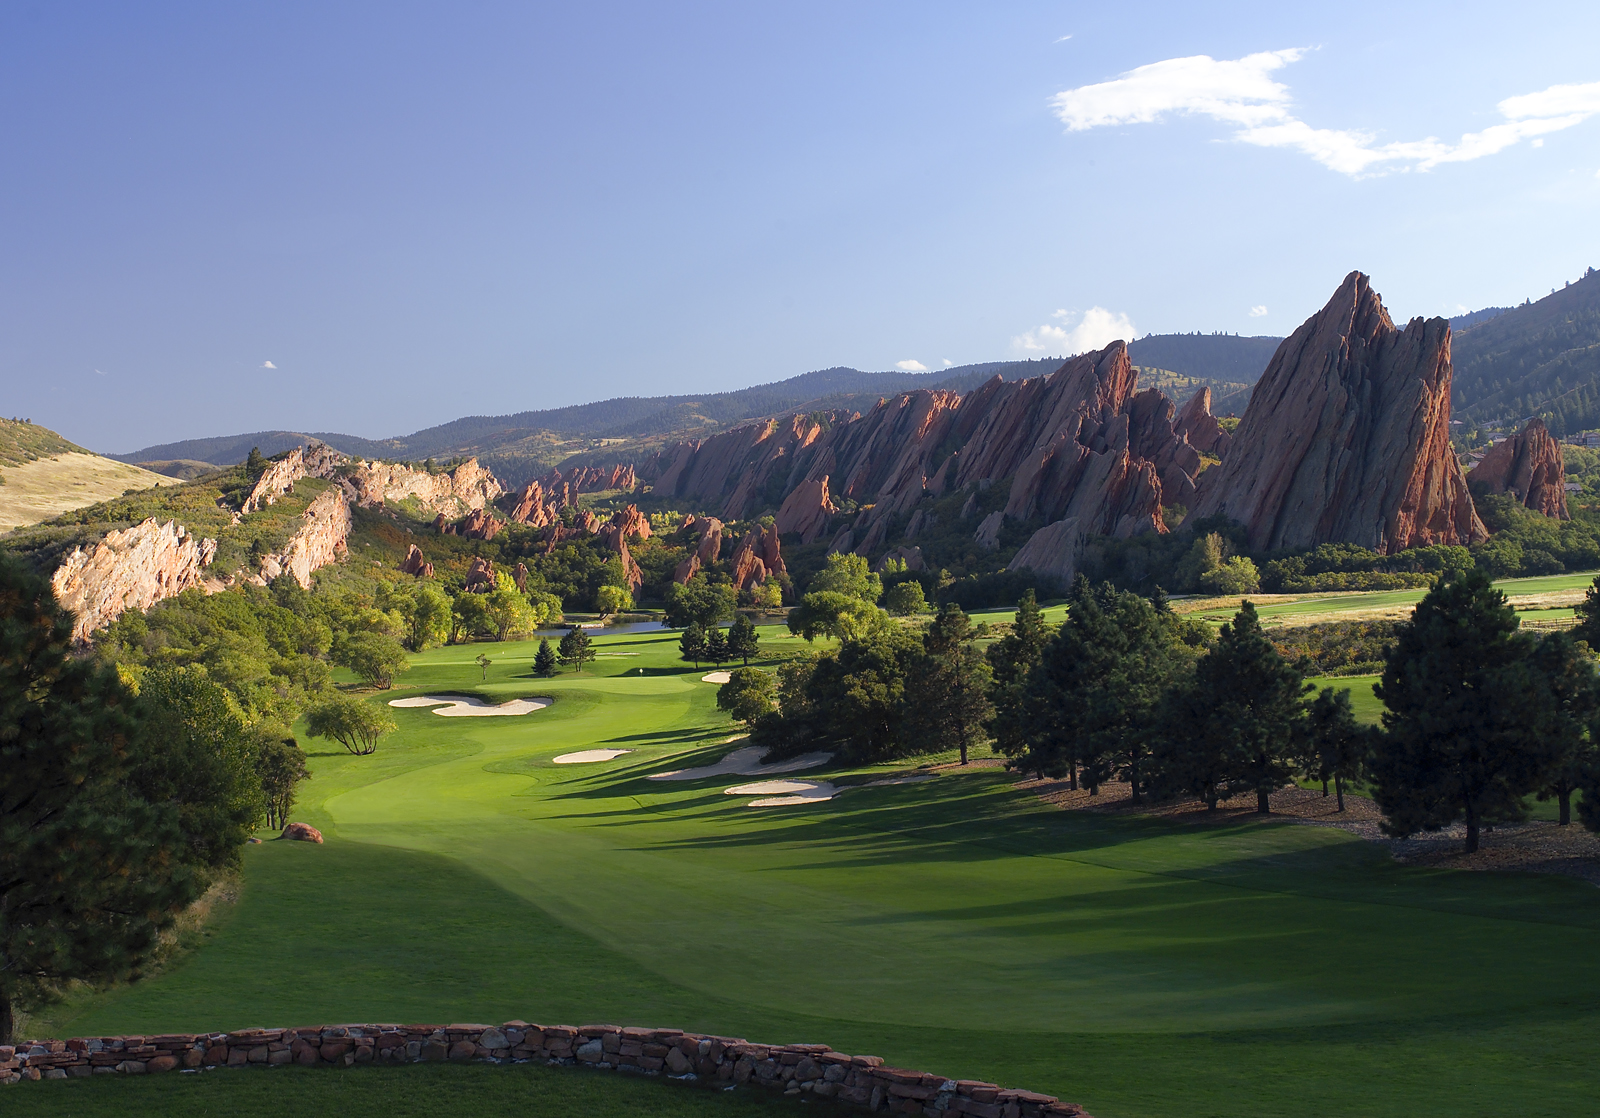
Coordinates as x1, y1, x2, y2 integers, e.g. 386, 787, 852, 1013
673, 516, 725, 583
465, 557, 496, 593
400, 544, 435, 578
1009, 518, 1083, 586
1467, 418, 1569, 519
253, 487, 352, 589
775, 477, 836, 544
609, 504, 652, 541
595, 523, 644, 592
0, 1022, 1093, 1117
973, 511, 1004, 551
1175, 388, 1230, 459
537, 464, 638, 510
1191, 272, 1487, 554
646, 414, 840, 519
51, 518, 219, 643
506, 481, 555, 527
444, 508, 505, 541
728, 525, 786, 590
345, 457, 503, 513
241, 442, 346, 514
512, 562, 529, 592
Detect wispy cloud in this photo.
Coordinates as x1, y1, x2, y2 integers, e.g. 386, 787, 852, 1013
1051, 51, 1600, 176
1014, 307, 1135, 355
94, 368, 106, 375
1054, 34, 1072, 43
1249, 305, 1268, 317
261, 360, 277, 369
896, 359, 927, 371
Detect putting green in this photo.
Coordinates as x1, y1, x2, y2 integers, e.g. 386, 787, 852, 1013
29, 621, 1600, 1118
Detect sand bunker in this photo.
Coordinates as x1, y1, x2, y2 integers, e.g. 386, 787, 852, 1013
725, 779, 837, 807
553, 749, 633, 764
701, 671, 732, 683
388, 695, 551, 717
647, 744, 832, 782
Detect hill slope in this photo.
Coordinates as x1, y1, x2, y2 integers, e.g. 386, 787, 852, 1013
0, 420, 177, 532
1453, 267, 1600, 433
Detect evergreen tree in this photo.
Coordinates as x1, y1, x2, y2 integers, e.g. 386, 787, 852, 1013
533, 638, 559, 678
1369, 569, 1560, 852
1154, 601, 1305, 812
244, 445, 265, 477
908, 604, 993, 765
1528, 631, 1598, 826
679, 622, 707, 667
558, 626, 593, 672
1298, 688, 1368, 812
1574, 575, 1600, 650
985, 589, 1052, 769
726, 615, 760, 665
0, 555, 207, 1043
705, 626, 730, 666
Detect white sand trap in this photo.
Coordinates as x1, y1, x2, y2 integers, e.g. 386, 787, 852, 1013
701, 671, 732, 683
388, 695, 551, 717
725, 779, 838, 807
647, 745, 832, 782
553, 748, 633, 764
865, 774, 935, 787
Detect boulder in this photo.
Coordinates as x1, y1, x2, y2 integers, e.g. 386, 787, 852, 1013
281, 822, 323, 843
400, 544, 435, 578
1467, 418, 1569, 519
775, 478, 836, 544
1191, 271, 1487, 553
1008, 518, 1083, 587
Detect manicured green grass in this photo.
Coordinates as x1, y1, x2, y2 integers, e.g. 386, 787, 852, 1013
0, 1061, 833, 1118
1181, 570, 1600, 624
1307, 674, 1384, 725
22, 619, 1600, 1118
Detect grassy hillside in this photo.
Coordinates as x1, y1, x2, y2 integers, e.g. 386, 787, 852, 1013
1453, 267, 1600, 433
26, 620, 1600, 1118
0, 453, 178, 532
0, 417, 85, 466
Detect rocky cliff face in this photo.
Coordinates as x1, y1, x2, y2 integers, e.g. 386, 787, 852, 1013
774, 477, 836, 544
1467, 418, 1569, 519
1175, 388, 1230, 458
1190, 272, 1487, 554
241, 442, 347, 514
51, 518, 219, 643
253, 487, 352, 589
345, 457, 503, 513
729, 524, 786, 590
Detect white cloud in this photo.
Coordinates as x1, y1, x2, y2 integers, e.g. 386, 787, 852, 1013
1014, 307, 1136, 355
94, 368, 106, 375
942, 359, 954, 367
1051, 53, 1600, 176
261, 360, 277, 369
896, 359, 927, 371
1249, 305, 1268, 317
1054, 34, 1072, 43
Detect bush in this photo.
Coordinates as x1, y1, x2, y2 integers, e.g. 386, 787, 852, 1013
1198, 556, 1260, 595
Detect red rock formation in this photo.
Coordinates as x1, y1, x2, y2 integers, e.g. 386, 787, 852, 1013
609, 504, 652, 541
1467, 418, 1569, 519
512, 561, 529, 591
345, 457, 503, 512
1009, 518, 1084, 586
645, 413, 840, 519
728, 526, 787, 590
506, 481, 555, 527
465, 557, 496, 593
1191, 272, 1487, 553
455, 508, 506, 541
1175, 388, 1230, 458
595, 523, 644, 591
538, 464, 638, 505
673, 552, 701, 585
241, 441, 347, 514
400, 544, 435, 578
281, 822, 324, 843
758, 523, 785, 578
51, 518, 219, 643
775, 477, 836, 543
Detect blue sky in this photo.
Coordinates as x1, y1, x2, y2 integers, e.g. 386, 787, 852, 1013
3, 1, 1598, 453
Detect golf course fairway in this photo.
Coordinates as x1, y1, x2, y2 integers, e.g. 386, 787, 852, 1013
22, 621, 1600, 1118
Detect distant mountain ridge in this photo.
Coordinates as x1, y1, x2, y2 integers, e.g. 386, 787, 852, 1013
112, 333, 1284, 480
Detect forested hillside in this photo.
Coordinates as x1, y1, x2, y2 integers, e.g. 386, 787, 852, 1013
1453, 268, 1600, 433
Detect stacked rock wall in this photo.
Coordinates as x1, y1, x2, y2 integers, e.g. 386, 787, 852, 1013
0, 1021, 1090, 1116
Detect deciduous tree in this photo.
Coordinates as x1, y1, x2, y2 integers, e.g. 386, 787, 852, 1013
305, 693, 396, 756
717, 668, 777, 730
333, 631, 411, 689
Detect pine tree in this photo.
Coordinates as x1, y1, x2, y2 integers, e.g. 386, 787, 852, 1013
533, 638, 559, 678
679, 623, 707, 667
726, 615, 760, 665
558, 626, 593, 672
706, 626, 730, 666
0, 555, 204, 1043
908, 604, 993, 765
1298, 688, 1368, 812
1528, 631, 1598, 826
1370, 569, 1560, 852
1573, 576, 1600, 650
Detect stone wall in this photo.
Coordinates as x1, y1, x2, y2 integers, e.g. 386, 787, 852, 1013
1, 1021, 1091, 1117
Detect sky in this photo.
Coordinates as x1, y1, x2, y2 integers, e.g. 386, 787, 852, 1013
2, 1, 1598, 454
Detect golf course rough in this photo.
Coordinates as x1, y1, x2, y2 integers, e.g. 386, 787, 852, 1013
26, 616, 1600, 1118
0, 1022, 1090, 1116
